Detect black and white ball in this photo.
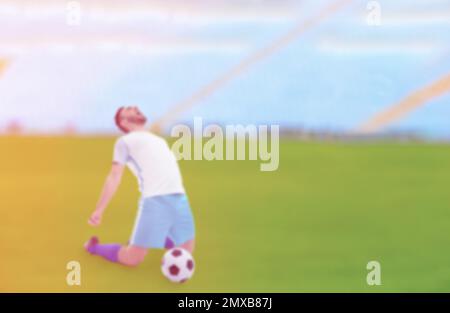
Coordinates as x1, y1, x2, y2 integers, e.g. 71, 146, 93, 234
161, 248, 195, 283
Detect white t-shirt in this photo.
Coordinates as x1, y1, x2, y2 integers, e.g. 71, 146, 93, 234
113, 130, 185, 198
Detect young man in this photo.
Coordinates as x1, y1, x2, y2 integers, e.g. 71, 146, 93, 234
85, 106, 195, 267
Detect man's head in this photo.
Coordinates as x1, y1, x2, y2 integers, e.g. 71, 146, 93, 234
115, 106, 148, 133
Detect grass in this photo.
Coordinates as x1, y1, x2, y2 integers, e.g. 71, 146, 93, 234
1, 136, 450, 292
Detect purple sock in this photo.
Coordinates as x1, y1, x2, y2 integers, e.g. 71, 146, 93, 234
165, 237, 175, 249
91, 243, 121, 262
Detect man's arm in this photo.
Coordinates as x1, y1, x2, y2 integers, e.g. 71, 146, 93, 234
88, 162, 125, 226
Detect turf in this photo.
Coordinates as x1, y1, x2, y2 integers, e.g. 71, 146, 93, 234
1, 136, 450, 292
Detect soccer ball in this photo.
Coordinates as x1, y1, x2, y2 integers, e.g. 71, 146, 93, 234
161, 248, 195, 283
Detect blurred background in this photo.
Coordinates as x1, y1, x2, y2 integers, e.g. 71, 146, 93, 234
0, 0, 449, 137
2, 0, 450, 293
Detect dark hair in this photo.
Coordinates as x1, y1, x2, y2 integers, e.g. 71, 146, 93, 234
114, 107, 128, 133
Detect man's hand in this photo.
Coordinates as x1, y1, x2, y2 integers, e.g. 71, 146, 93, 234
88, 210, 103, 227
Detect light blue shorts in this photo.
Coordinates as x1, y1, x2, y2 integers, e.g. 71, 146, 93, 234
130, 193, 195, 249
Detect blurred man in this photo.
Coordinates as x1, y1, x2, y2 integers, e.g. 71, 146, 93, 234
85, 106, 195, 267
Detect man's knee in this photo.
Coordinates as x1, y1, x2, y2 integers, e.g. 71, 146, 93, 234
119, 246, 148, 267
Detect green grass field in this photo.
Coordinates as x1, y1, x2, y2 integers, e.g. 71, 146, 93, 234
2, 136, 450, 292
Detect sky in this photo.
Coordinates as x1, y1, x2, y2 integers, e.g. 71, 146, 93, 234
1, 0, 450, 137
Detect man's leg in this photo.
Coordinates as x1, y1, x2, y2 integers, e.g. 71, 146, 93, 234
179, 239, 195, 254
85, 237, 147, 267
117, 245, 148, 267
